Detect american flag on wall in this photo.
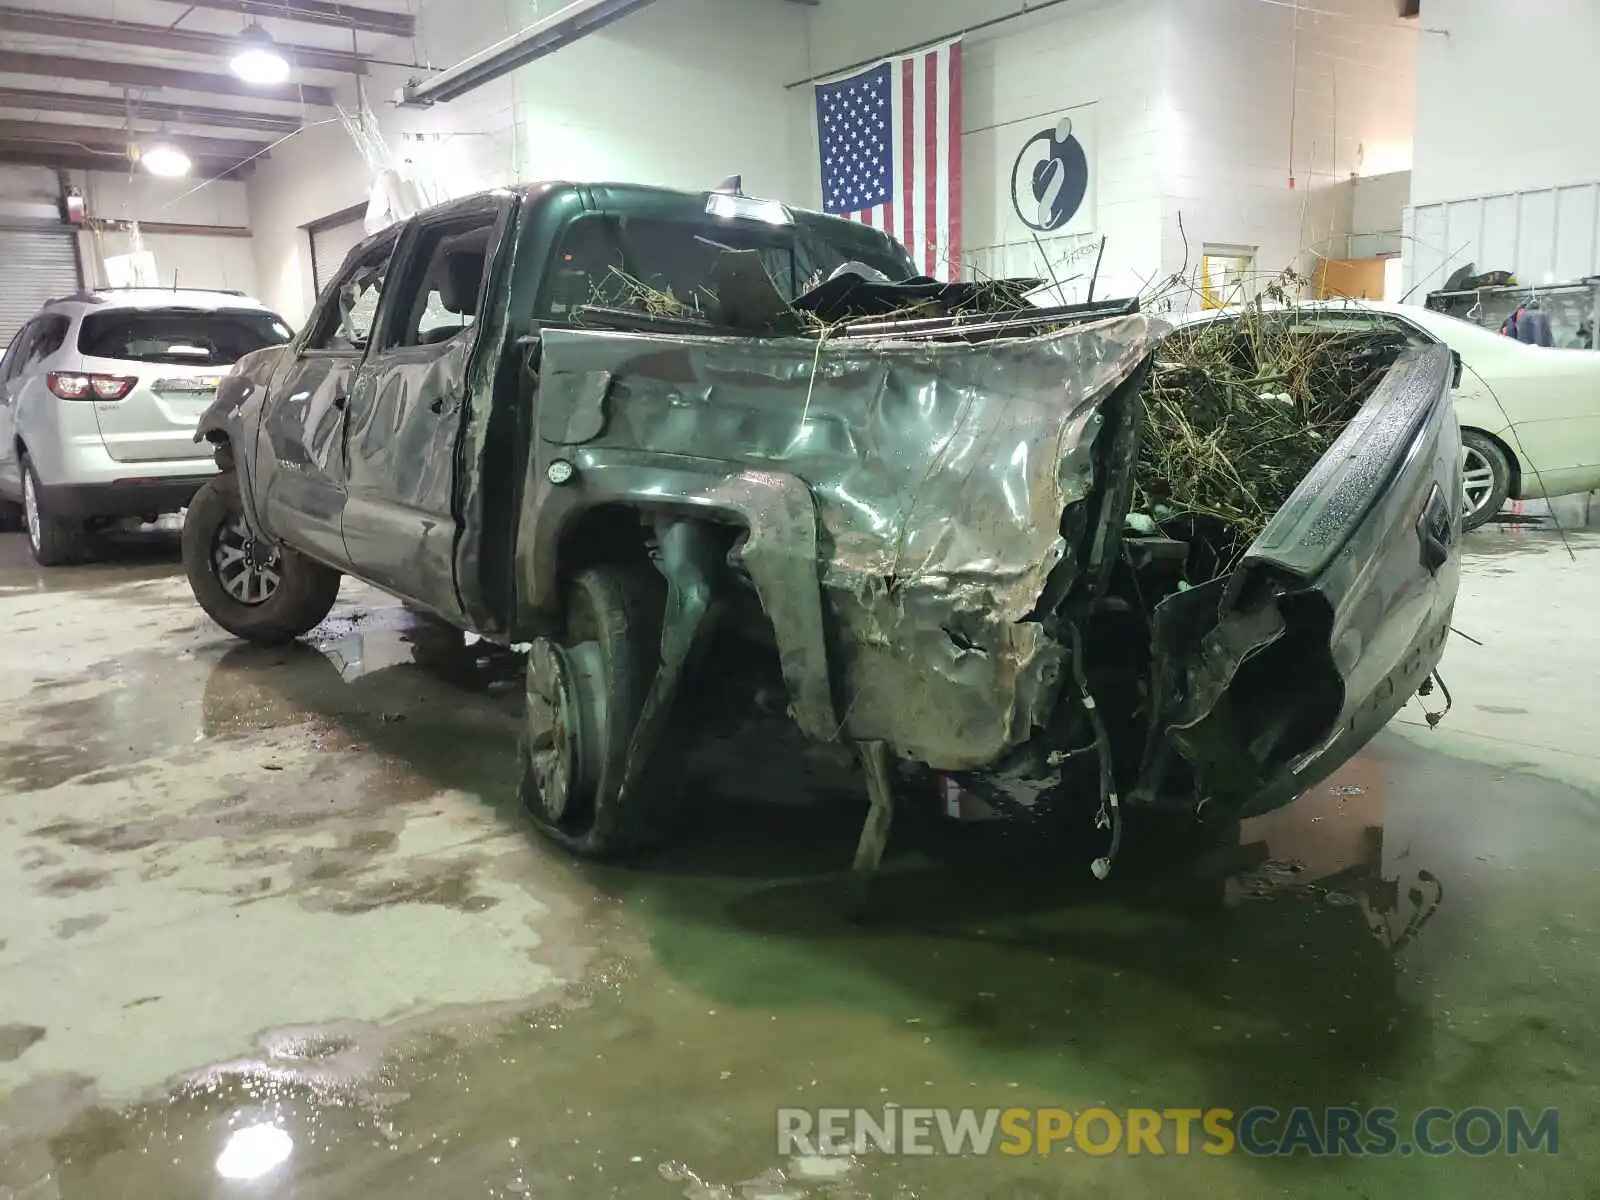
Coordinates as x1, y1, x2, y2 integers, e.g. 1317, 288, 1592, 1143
814, 39, 963, 281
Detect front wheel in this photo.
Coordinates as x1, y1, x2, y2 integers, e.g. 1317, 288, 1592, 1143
1461, 430, 1512, 531
518, 565, 671, 860
182, 475, 342, 645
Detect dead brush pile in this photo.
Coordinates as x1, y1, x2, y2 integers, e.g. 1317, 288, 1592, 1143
1135, 307, 1409, 566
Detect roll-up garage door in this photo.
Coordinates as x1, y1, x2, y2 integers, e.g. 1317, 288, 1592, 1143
308, 208, 370, 299
0, 223, 81, 347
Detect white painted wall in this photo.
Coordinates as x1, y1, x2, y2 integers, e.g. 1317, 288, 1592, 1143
1157, 0, 1415, 309
795, 0, 1165, 301
247, 0, 812, 323
245, 0, 1418, 318
794, 0, 1415, 308
0, 165, 259, 297
76, 171, 258, 298
0, 165, 63, 220
1412, 0, 1600, 207
1348, 169, 1409, 258
1404, 0, 1600, 296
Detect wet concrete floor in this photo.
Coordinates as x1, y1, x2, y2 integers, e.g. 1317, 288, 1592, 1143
0, 518, 1597, 1198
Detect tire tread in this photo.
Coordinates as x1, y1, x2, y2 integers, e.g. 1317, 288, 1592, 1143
182, 475, 342, 644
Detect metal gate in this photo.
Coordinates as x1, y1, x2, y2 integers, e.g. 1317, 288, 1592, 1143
1402, 182, 1600, 300
307, 206, 369, 300
0, 222, 81, 346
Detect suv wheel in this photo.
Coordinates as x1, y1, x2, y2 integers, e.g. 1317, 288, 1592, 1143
519, 565, 672, 860
21, 456, 89, 566
182, 475, 342, 645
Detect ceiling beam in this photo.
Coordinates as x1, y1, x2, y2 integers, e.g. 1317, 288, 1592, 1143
0, 50, 336, 106
0, 7, 369, 75
0, 120, 271, 162
151, 0, 414, 38
0, 145, 249, 179
0, 88, 302, 135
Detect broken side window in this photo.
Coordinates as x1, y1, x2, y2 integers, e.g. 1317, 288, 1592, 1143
538, 214, 913, 321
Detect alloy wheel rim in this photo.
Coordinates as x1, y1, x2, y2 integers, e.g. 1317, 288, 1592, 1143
1461, 447, 1496, 519
523, 641, 579, 820
22, 471, 39, 552
212, 518, 281, 605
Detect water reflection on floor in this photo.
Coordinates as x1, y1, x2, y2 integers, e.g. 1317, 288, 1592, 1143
1, 527, 1597, 1199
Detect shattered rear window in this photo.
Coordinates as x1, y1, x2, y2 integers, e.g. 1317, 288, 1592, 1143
540, 215, 914, 320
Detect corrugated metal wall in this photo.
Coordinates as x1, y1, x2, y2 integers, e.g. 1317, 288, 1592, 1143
0, 222, 82, 347
1403, 182, 1600, 299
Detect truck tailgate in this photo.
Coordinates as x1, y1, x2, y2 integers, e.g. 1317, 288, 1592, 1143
1156, 346, 1463, 815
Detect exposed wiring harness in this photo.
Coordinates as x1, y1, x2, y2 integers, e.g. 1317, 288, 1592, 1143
1067, 621, 1121, 880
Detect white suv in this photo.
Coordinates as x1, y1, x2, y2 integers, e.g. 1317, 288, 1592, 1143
0, 290, 293, 564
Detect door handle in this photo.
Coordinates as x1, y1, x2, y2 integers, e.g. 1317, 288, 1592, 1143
332, 395, 348, 411
429, 397, 445, 414
1416, 484, 1453, 575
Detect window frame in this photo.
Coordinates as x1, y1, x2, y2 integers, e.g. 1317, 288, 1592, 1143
1289, 308, 1438, 349
534, 210, 915, 326
300, 229, 401, 357
29, 314, 69, 364
372, 210, 501, 355
0, 320, 38, 383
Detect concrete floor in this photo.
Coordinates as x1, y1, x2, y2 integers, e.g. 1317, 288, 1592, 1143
0, 516, 1596, 1198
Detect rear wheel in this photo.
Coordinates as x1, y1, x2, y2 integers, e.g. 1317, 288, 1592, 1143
1461, 430, 1511, 531
182, 475, 342, 645
21, 456, 90, 566
518, 565, 670, 860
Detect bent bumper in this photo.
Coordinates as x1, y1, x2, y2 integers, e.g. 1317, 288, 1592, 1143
43, 474, 212, 520
1150, 346, 1464, 818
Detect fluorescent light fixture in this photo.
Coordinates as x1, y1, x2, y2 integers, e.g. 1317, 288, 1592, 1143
215, 1123, 294, 1181
705, 192, 792, 226
230, 24, 291, 85
140, 142, 192, 178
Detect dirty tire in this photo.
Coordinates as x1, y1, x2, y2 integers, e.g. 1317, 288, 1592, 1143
519, 564, 668, 860
182, 475, 342, 645
1460, 429, 1511, 532
22, 455, 90, 566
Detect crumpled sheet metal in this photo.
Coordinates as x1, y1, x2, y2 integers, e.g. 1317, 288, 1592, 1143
537, 314, 1155, 770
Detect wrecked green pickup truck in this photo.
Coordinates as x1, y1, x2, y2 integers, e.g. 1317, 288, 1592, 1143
186, 182, 1462, 878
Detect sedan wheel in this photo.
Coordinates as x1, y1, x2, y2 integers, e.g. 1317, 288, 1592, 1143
211, 517, 282, 606
1459, 430, 1512, 532
1461, 447, 1496, 519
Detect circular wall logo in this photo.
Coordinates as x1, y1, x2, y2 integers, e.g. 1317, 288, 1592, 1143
1009, 117, 1088, 232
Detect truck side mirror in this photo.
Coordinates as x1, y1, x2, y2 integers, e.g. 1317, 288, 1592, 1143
1450, 349, 1463, 389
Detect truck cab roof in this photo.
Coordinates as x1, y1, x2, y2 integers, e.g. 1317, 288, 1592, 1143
348, 181, 919, 286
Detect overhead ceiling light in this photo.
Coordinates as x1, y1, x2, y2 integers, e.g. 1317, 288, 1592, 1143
230, 24, 290, 85
140, 141, 192, 178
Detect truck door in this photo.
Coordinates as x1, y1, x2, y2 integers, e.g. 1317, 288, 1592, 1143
339, 198, 509, 622
256, 230, 397, 566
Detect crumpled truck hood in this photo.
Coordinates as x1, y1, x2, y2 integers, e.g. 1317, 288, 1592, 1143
533, 313, 1155, 771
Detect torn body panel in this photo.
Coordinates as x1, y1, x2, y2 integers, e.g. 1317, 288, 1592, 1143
520, 314, 1154, 770
1137, 347, 1462, 816
196, 343, 292, 543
